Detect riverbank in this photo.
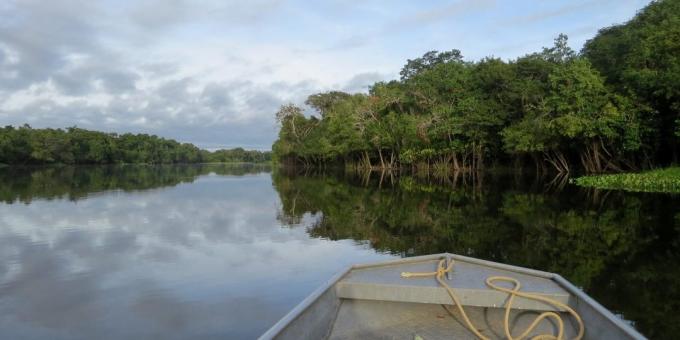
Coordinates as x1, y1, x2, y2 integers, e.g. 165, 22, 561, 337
573, 167, 680, 193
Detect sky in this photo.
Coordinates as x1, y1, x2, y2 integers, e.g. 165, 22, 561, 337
0, 0, 652, 150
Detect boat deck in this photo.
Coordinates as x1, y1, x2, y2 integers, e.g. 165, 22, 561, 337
328, 300, 579, 340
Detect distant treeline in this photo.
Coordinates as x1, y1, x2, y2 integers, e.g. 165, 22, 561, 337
273, 0, 680, 174
0, 125, 271, 165
0, 164, 271, 203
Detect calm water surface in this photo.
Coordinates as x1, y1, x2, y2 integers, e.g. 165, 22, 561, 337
0, 165, 677, 339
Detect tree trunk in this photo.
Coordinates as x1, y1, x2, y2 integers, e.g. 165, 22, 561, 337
544, 151, 568, 173
476, 144, 484, 171
471, 143, 476, 172
592, 141, 602, 173
531, 153, 541, 174
363, 151, 372, 169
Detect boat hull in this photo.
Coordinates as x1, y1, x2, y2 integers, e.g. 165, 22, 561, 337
260, 253, 645, 340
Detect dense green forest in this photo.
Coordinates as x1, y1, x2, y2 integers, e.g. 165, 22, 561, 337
272, 0, 680, 174
0, 125, 271, 165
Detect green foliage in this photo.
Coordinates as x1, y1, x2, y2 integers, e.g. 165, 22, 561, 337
305, 91, 352, 118
583, 0, 680, 162
399, 49, 464, 80
273, 2, 679, 173
573, 167, 680, 193
205, 147, 272, 163
0, 125, 271, 165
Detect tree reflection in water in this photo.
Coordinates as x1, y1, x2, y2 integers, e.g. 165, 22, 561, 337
273, 169, 680, 339
0, 163, 270, 203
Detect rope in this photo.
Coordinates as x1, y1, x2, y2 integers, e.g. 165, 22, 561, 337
400, 258, 585, 340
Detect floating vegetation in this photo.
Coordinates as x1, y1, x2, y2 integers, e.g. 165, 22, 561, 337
573, 167, 680, 193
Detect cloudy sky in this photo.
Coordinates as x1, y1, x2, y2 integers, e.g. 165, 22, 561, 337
0, 0, 650, 150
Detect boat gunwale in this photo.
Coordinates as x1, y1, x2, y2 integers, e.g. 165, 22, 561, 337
552, 274, 645, 340
351, 253, 558, 279
258, 265, 352, 340
258, 253, 646, 340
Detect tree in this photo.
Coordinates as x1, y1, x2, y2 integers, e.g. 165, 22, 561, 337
399, 49, 464, 80
271, 1, 677, 174
0, 126, 267, 165
546, 58, 641, 173
583, 0, 680, 163
305, 91, 352, 118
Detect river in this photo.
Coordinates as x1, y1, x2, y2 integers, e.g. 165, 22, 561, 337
0, 164, 676, 339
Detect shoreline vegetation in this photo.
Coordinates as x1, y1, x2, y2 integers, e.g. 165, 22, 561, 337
574, 167, 680, 193
0, 125, 271, 165
272, 0, 680, 175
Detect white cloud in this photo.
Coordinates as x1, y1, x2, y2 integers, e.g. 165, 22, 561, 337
0, 0, 653, 149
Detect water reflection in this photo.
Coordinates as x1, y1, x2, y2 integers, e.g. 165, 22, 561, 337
0, 163, 272, 203
0, 165, 676, 339
272, 170, 680, 339
0, 165, 394, 339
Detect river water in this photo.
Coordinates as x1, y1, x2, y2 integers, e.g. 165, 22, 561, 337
0, 164, 676, 339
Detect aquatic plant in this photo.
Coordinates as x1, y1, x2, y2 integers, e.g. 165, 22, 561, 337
573, 167, 680, 193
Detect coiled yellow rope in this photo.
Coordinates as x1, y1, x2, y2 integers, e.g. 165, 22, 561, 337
400, 258, 585, 340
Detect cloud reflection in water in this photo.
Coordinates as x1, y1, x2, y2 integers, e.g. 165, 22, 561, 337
0, 169, 394, 339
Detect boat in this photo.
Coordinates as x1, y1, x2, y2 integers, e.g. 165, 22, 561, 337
259, 253, 646, 340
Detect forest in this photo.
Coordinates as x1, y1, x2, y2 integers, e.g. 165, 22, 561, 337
0, 125, 271, 165
272, 0, 680, 174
